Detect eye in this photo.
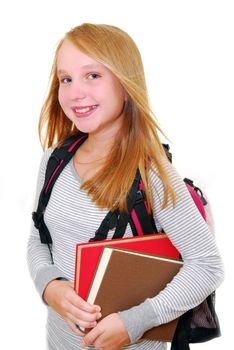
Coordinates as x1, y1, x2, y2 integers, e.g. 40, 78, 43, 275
59, 77, 72, 84
87, 73, 100, 80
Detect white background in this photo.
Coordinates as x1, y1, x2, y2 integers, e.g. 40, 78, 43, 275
0, 0, 233, 349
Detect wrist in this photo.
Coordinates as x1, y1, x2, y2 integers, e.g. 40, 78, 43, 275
43, 279, 66, 305
118, 299, 158, 343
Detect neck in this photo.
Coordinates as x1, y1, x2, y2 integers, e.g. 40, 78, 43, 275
85, 125, 121, 157
85, 135, 114, 157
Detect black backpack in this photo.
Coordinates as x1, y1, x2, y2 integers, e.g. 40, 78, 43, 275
32, 133, 221, 349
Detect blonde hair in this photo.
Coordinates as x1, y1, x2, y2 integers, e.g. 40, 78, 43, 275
39, 23, 175, 212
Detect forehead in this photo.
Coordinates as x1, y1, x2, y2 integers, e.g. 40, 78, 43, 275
57, 39, 102, 70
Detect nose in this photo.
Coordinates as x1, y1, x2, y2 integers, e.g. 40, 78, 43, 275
69, 80, 87, 100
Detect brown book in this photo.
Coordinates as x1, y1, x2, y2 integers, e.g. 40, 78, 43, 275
87, 247, 183, 342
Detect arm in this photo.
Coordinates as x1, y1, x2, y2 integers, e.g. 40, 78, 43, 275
118, 161, 224, 343
27, 148, 66, 297
27, 149, 101, 335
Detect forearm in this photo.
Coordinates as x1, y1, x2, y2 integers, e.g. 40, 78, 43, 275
119, 163, 224, 343
27, 229, 67, 299
119, 253, 223, 343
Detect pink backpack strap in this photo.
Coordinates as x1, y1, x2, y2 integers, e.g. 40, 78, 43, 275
130, 179, 158, 236
184, 178, 207, 220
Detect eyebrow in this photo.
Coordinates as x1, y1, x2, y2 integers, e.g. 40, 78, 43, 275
57, 64, 103, 75
80, 64, 103, 70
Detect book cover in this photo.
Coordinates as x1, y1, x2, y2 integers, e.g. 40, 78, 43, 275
74, 233, 180, 299
87, 247, 183, 342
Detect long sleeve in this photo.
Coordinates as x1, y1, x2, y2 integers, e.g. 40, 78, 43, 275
27, 149, 67, 299
119, 161, 224, 342
27, 151, 224, 349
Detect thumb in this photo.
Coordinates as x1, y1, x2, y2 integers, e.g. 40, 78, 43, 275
80, 327, 104, 348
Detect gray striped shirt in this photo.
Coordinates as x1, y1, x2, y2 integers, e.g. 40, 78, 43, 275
27, 148, 224, 350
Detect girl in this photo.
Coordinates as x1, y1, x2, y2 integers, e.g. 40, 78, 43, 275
27, 23, 224, 350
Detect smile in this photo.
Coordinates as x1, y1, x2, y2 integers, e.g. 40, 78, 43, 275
72, 105, 98, 115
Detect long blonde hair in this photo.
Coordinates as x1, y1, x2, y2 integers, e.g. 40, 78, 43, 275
39, 23, 175, 212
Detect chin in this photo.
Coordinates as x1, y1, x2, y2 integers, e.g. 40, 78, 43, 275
74, 122, 99, 134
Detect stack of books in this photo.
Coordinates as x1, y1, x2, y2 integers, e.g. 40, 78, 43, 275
74, 234, 183, 342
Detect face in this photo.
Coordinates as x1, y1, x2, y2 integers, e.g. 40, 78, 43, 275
57, 39, 126, 136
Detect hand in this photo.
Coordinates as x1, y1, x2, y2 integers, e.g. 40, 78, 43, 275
43, 279, 102, 336
80, 313, 130, 350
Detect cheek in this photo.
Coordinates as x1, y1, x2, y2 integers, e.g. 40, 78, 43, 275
110, 87, 126, 111
111, 81, 126, 105
58, 87, 67, 110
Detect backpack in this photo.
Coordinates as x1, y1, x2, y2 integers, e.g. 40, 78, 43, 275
32, 133, 221, 349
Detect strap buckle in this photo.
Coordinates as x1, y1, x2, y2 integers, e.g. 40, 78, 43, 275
135, 190, 146, 204
32, 210, 44, 229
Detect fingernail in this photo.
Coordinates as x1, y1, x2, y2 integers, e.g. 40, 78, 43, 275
97, 312, 102, 319
95, 305, 101, 312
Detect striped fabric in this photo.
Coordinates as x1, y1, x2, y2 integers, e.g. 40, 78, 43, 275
27, 148, 224, 350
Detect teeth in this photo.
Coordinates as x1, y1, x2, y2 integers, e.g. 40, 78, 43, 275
75, 107, 90, 113
75, 105, 97, 113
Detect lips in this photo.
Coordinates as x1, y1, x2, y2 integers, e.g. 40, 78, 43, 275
71, 105, 98, 117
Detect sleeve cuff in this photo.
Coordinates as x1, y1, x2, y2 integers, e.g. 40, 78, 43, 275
35, 265, 68, 300
118, 298, 160, 343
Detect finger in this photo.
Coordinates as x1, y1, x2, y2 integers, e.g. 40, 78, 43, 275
71, 294, 101, 314
80, 326, 105, 348
61, 282, 99, 314
65, 302, 102, 323
93, 332, 126, 350
65, 286, 101, 313
66, 319, 85, 337
91, 332, 107, 349
67, 312, 98, 330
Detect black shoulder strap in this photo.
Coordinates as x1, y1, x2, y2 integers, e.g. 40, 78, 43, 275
89, 169, 158, 242
88, 169, 143, 242
33, 137, 169, 255
91, 144, 172, 240
32, 133, 88, 261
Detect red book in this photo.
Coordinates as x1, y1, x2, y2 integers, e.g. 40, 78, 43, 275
74, 233, 179, 299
